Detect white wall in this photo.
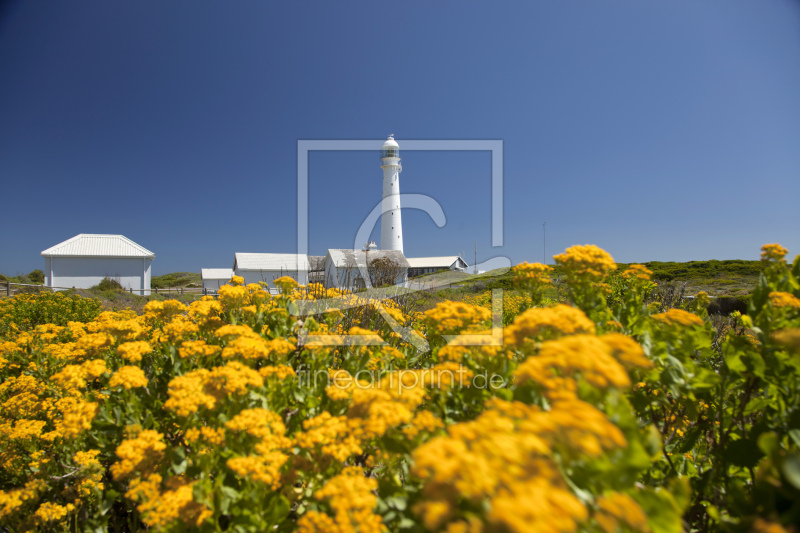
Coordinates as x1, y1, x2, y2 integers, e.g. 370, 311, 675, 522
45, 257, 152, 295
202, 278, 229, 292
233, 269, 309, 290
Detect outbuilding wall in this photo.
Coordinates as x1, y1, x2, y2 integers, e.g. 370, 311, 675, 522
202, 278, 229, 292
45, 257, 152, 295
233, 269, 309, 291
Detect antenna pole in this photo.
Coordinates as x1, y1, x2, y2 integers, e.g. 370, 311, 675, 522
543, 222, 546, 265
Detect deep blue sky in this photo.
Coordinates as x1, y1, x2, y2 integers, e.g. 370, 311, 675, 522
1, 1, 799, 275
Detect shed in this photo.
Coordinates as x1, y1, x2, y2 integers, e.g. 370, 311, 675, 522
201, 269, 234, 293
324, 249, 409, 290
232, 253, 309, 291
406, 256, 469, 278
41, 234, 155, 294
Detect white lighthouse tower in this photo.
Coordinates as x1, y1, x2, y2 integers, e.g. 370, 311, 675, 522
380, 134, 403, 252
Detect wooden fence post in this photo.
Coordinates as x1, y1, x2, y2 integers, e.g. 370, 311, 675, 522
6, 282, 10, 297
181, 287, 184, 296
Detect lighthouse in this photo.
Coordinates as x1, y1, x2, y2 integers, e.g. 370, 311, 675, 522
380, 134, 403, 252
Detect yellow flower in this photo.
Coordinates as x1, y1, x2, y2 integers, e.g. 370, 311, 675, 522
178, 339, 221, 359
600, 332, 652, 369
761, 243, 788, 262
230, 275, 245, 286
622, 264, 653, 281
164, 362, 262, 416
55, 397, 98, 438
109, 366, 148, 389
651, 308, 704, 327
772, 329, 800, 353
34, 502, 73, 523
594, 492, 650, 533
505, 304, 596, 347
515, 334, 631, 392
117, 341, 152, 363
554, 244, 617, 282
144, 300, 188, 321
424, 301, 492, 334
218, 285, 250, 309
110, 430, 166, 480
273, 276, 299, 293
297, 467, 384, 533
769, 291, 800, 309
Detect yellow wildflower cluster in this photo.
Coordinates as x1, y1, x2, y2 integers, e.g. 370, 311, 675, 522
504, 304, 596, 346
554, 244, 617, 282
623, 264, 653, 281
424, 301, 491, 334
760, 243, 789, 262
109, 365, 148, 389
594, 492, 650, 532
297, 467, 384, 533
514, 334, 648, 395
769, 291, 800, 309
126, 474, 212, 528
651, 308, 705, 327
117, 341, 152, 362
412, 398, 626, 532
164, 361, 263, 416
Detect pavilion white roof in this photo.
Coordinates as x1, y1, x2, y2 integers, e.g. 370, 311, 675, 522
41, 234, 155, 259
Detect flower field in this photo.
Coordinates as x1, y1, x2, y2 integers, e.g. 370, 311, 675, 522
1, 244, 799, 532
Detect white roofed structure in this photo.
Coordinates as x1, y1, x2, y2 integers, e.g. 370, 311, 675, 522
41, 234, 155, 258
41, 234, 155, 294
201, 269, 234, 293
324, 249, 408, 290
406, 256, 469, 277
232, 253, 309, 290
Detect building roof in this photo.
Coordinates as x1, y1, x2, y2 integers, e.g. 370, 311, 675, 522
308, 256, 326, 271
406, 256, 466, 269
201, 268, 234, 280
41, 234, 155, 258
233, 253, 309, 271
326, 249, 409, 269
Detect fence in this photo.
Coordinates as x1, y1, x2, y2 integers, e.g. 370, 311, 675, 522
0, 281, 209, 298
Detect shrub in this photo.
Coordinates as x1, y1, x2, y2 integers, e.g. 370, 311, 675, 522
0, 291, 102, 338
707, 295, 750, 316
27, 270, 44, 284
91, 277, 124, 292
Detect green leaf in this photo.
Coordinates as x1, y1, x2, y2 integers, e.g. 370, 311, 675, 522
266, 495, 291, 525
781, 453, 800, 490
758, 432, 780, 456
675, 426, 703, 455
789, 429, 800, 447
634, 488, 683, 533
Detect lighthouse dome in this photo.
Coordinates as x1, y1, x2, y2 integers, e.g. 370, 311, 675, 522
381, 135, 400, 159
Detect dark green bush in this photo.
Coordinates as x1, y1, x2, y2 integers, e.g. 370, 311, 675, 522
28, 269, 44, 284
91, 277, 124, 292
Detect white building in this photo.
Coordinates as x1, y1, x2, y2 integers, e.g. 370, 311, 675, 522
232, 253, 309, 291
324, 248, 409, 291
41, 234, 154, 294
406, 256, 470, 278
201, 268, 233, 293
380, 135, 404, 252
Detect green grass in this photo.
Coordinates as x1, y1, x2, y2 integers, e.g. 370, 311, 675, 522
151, 272, 202, 289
